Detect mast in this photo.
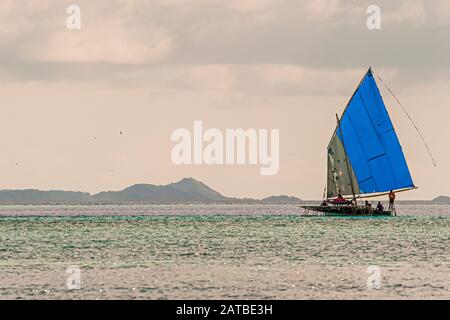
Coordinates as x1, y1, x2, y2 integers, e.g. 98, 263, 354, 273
335, 113, 357, 205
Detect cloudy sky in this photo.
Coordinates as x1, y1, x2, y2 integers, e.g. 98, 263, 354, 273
1, 0, 449, 200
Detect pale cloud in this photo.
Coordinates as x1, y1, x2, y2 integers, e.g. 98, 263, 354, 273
226, 0, 280, 14
429, 0, 450, 25
4, 1, 173, 64
172, 65, 234, 91
243, 65, 363, 95
157, 0, 280, 13
116, 64, 398, 97
0, 0, 44, 40
304, 0, 363, 25
21, 21, 172, 64
1, 0, 449, 71
305, 0, 343, 20
384, 0, 427, 26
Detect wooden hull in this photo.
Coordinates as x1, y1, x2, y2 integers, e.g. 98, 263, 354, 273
300, 205, 392, 217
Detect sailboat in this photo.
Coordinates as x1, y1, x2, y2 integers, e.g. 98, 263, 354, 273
301, 67, 416, 216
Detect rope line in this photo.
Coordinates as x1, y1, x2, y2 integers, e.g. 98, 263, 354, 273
374, 71, 437, 167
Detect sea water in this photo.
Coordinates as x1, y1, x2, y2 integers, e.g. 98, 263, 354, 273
0, 202, 448, 299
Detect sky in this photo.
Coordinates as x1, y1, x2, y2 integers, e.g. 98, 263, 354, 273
0, 0, 449, 200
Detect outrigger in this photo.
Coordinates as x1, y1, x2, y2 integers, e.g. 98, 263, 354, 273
301, 68, 417, 217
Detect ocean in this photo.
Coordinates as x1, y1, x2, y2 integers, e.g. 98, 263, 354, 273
0, 202, 449, 299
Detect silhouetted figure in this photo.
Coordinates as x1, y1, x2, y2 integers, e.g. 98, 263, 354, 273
376, 202, 384, 211
332, 194, 346, 205
388, 190, 396, 210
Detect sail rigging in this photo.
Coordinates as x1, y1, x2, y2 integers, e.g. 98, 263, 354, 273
327, 68, 415, 199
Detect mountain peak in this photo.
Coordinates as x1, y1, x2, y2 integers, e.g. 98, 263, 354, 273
169, 177, 225, 200
176, 177, 200, 184
432, 195, 450, 202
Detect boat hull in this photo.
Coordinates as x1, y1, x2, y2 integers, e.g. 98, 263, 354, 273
300, 205, 392, 217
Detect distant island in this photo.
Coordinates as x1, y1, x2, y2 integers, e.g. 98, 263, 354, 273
432, 196, 450, 203
0, 178, 302, 204
260, 195, 302, 203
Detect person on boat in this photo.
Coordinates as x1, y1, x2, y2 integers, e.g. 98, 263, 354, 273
365, 200, 373, 214
388, 190, 396, 210
332, 194, 346, 205
376, 202, 384, 211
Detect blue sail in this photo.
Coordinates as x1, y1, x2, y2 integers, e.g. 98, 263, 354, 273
333, 68, 414, 196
